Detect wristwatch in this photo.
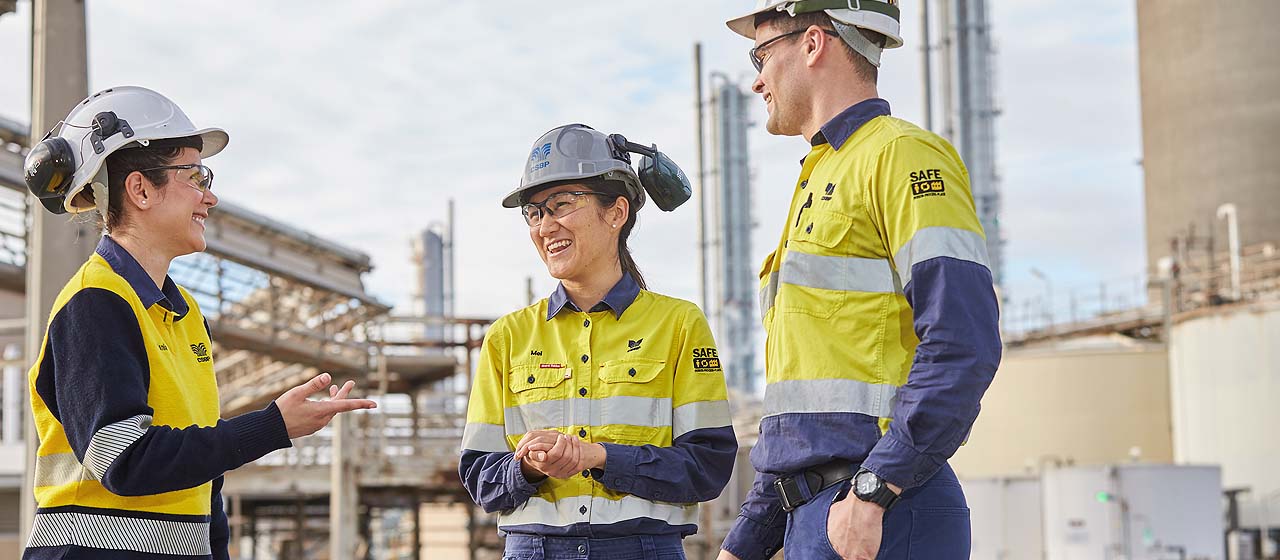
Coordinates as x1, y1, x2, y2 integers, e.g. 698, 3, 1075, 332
852, 468, 900, 510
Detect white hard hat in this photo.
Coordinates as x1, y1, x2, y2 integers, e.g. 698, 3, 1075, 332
727, 0, 904, 57
23, 86, 227, 214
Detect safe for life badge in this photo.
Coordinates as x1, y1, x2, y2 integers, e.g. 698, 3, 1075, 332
692, 347, 721, 373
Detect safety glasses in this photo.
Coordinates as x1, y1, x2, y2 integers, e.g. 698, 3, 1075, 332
140, 164, 215, 193
749, 28, 841, 72
521, 191, 616, 227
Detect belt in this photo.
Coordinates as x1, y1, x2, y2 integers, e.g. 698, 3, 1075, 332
774, 461, 856, 513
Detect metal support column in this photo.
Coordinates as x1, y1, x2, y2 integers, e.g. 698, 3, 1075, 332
24, 0, 93, 542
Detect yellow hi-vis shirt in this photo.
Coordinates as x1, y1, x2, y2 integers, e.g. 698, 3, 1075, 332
460, 274, 736, 537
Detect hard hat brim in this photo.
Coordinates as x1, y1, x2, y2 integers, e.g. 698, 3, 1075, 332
726, 6, 774, 39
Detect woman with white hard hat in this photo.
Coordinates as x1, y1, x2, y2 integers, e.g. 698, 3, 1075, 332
460, 124, 737, 559
22, 86, 375, 560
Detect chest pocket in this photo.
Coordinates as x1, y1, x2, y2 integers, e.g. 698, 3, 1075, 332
595, 358, 669, 446
508, 365, 570, 402
791, 209, 853, 251
780, 210, 855, 319
507, 365, 572, 431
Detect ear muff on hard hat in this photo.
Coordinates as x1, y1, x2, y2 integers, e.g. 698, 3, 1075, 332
605, 134, 692, 212
24, 136, 78, 215
503, 123, 692, 213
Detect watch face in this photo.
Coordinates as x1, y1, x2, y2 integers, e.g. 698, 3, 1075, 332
855, 471, 879, 496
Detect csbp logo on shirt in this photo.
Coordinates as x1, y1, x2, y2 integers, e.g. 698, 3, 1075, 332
190, 342, 211, 363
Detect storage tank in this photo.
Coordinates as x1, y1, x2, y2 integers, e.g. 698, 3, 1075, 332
1169, 300, 1280, 530
1137, 1, 1280, 272
951, 335, 1172, 478
1042, 464, 1223, 560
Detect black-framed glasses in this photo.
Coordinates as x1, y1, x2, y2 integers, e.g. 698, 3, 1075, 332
521, 191, 616, 227
749, 28, 842, 72
139, 164, 214, 193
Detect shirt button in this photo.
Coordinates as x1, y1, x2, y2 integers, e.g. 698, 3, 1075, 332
806, 223, 814, 233
579, 388, 588, 397
579, 505, 588, 515
628, 368, 637, 377
581, 354, 589, 363
527, 375, 535, 384
578, 428, 587, 438
583, 319, 590, 327
582, 470, 591, 478
578, 544, 587, 554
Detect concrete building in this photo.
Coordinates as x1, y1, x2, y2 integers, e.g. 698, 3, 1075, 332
1137, 1, 1280, 272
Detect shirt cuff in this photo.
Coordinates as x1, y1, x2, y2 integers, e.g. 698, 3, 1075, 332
722, 513, 784, 560
505, 453, 541, 499
227, 401, 293, 465
597, 443, 639, 494
861, 433, 943, 490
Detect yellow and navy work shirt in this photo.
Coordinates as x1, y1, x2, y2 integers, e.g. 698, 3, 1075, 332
459, 273, 736, 537
25, 236, 291, 560
722, 99, 1002, 560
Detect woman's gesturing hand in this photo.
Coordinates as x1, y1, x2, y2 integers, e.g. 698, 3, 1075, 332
276, 372, 377, 439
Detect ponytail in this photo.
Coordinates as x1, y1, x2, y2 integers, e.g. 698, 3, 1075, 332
617, 209, 645, 290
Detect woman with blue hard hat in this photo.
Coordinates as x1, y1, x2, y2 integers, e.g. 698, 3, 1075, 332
460, 124, 738, 559
21, 86, 375, 560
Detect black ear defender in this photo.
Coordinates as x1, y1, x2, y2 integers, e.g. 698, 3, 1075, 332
607, 133, 693, 212
23, 133, 77, 215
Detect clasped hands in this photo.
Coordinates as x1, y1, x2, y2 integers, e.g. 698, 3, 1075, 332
513, 429, 608, 481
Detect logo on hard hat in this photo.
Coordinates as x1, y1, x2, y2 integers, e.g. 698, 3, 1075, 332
530, 143, 552, 162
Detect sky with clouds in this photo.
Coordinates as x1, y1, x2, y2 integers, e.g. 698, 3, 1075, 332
0, 0, 1146, 327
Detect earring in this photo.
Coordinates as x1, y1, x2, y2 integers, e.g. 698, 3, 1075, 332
612, 224, 617, 229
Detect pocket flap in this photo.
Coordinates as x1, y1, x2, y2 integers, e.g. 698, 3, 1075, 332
597, 358, 665, 384
794, 210, 853, 249
508, 364, 570, 393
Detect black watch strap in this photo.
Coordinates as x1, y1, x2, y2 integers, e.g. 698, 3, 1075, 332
853, 469, 901, 510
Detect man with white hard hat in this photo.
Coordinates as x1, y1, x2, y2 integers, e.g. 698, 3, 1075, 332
720, 2, 1002, 558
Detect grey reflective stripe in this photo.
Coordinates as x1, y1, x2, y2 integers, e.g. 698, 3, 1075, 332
759, 271, 779, 319
499, 494, 698, 529
82, 414, 151, 481
763, 378, 898, 418
672, 400, 732, 440
780, 250, 899, 294
504, 396, 673, 435
460, 422, 509, 453
34, 452, 90, 488
27, 511, 212, 556
894, 227, 990, 287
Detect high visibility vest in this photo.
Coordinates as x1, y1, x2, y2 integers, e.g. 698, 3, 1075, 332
28, 253, 220, 555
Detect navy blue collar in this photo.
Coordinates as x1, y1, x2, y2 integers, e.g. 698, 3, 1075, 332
96, 236, 189, 319
811, 98, 892, 150
546, 273, 641, 321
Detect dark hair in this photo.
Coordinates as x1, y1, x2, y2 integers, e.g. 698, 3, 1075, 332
101, 136, 202, 232
755, 11, 882, 83
588, 180, 646, 290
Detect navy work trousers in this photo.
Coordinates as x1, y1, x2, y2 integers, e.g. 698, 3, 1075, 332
783, 463, 970, 559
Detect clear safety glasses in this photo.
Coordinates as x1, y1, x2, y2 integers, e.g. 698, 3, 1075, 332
140, 163, 215, 193
521, 191, 615, 227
